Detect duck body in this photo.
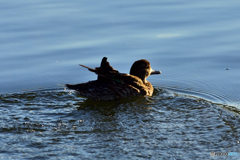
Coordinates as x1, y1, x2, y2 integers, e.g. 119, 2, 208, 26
66, 57, 161, 100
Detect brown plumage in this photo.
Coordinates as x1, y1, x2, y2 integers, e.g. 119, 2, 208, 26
66, 57, 161, 100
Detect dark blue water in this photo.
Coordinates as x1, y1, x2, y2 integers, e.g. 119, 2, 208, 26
1, 0, 240, 159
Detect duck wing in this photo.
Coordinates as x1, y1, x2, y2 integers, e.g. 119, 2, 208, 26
79, 57, 120, 80
80, 57, 147, 91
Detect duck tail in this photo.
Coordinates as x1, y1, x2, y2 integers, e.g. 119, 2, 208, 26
79, 64, 96, 72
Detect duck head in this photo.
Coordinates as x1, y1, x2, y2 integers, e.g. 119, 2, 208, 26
130, 59, 161, 83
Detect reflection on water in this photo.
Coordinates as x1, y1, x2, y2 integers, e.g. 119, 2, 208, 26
156, 34, 181, 38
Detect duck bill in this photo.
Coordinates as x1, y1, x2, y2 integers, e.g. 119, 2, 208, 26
150, 69, 161, 75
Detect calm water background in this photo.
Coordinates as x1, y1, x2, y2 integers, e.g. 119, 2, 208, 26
1, 0, 240, 159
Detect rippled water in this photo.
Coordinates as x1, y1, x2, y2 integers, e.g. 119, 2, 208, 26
1, 89, 240, 159
1, 0, 240, 159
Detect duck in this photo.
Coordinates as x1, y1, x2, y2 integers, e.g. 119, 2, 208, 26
66, 57, 161, 100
